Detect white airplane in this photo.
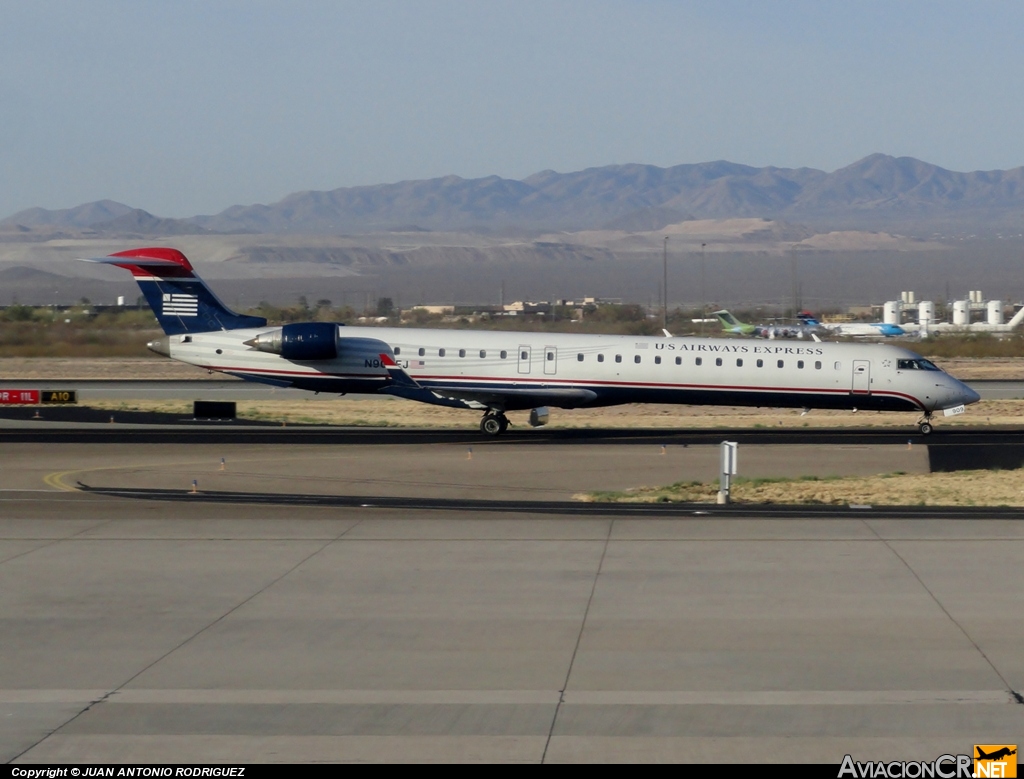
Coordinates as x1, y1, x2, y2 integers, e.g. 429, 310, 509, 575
85, 248, 980, 436
796, 313, 905, 338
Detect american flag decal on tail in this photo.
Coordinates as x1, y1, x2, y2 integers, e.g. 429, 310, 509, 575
161, 293, 199, 316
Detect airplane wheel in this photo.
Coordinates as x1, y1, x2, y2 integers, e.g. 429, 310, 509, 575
919, 422, 933, 435
480, 415, 503, 436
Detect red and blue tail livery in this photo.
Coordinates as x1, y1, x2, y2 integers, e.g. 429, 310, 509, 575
84, 248, 267, 335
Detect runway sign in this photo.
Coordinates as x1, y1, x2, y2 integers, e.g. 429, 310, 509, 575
0, 389, 40, 404
41, 390, 77, 404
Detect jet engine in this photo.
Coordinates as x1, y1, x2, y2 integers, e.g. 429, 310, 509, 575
244, 323, 338, 360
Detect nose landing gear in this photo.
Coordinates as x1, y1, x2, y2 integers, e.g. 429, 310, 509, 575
480, 412, 509, 436
917, 413, 934, 435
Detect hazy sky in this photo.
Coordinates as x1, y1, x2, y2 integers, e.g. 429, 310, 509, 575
2, 0, 1023, 218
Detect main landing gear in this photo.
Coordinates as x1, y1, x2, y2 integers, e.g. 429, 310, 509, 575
917, 413, 934, 435
480, 412, 509, 436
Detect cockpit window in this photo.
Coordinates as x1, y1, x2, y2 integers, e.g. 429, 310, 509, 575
897, 358, 941, 371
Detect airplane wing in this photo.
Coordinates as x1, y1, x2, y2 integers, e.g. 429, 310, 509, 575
426, 385, 598, 409
377, 353, 597, 409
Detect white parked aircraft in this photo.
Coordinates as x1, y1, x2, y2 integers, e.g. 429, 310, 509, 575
797, 313, 906, 338
86, 248, 980, 436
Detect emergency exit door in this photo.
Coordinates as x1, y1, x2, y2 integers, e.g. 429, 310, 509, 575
543, 346, 557, 376
518, 345, 531, 374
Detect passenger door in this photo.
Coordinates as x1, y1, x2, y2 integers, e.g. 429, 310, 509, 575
851, 360, 871, 395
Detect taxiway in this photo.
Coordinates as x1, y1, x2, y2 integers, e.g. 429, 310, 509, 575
0, 440, 1021, 763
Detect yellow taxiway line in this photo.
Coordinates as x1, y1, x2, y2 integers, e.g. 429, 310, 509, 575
42, 471, 80, 492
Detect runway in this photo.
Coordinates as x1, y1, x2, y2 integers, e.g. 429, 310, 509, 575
1, 440, 1022, 763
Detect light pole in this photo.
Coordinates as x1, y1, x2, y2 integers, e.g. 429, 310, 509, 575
700, 242, 707, 335
662, 236, 669, 331
790, 247, 798, 318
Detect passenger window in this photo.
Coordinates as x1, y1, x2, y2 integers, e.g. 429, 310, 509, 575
439, 348, 446, 357
815, 361, 821, 369
834, 361, 841, 370
418, 347, 425, 357
598, 354, 605, 363
715, 357, 722, 366
479, 350, 486, 358
500, 350, 507, 359
634, 355, 641, 364
757, 359, 763, 368
797, 360, 804, 369
547, 351, 554, 361
394, 347, 401, 355
615, 355, 622, 363
577, 353, 584, 362
696, 357, 702, 366
520, 350, 528, 360
655, 355, 661, 365
777, 360, 784, 368
736, 358, 743, 367
675, 356, 682, 365
459, 349, 466, 358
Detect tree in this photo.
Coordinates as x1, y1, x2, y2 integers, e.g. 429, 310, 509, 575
376, 297, 394, 317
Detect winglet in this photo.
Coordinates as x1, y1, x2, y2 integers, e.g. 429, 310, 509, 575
379, 353, 422, 389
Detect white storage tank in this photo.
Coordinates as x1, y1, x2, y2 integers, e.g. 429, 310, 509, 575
918, 300, 935, 325
953, 300, 970, 325
883, 301, 901, 325
988, 300, 1004, 325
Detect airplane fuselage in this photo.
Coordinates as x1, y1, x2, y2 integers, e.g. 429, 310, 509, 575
151, 325, 978, 415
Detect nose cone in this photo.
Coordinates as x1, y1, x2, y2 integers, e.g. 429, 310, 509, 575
962, 383, 981, 406
147, 336, 171, 357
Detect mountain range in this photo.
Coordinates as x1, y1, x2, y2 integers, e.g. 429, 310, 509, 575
4, 154, 1024, 236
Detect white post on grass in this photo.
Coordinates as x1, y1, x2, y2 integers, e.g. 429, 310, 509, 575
718, 441, 738, 504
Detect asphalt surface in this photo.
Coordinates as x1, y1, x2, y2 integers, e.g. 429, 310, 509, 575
2, 428, 1022, 763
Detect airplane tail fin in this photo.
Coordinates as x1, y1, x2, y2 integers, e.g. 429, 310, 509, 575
797, 311, 821, 327
81, 248, 267, 335
713, 309, 741, 329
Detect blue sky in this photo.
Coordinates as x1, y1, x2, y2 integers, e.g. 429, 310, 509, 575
2, 0, 1023, 217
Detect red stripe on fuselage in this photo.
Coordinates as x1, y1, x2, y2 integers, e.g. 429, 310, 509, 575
203, 364, 924, 406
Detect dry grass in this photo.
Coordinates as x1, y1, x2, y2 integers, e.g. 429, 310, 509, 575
576, 469, 1024, 506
